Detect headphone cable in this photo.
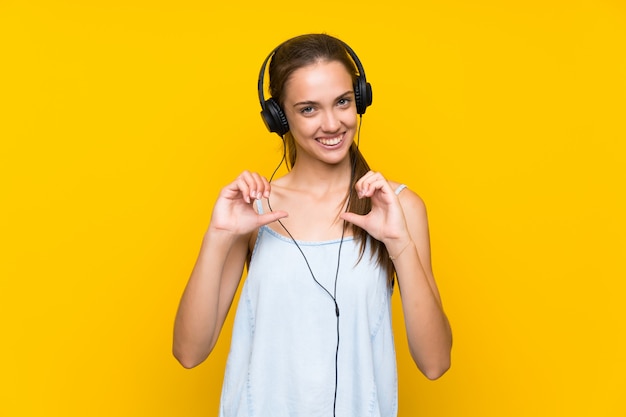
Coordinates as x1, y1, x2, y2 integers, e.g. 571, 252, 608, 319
264, 115, 362, 416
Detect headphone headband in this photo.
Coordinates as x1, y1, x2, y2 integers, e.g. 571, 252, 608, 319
258, 35, 373, 136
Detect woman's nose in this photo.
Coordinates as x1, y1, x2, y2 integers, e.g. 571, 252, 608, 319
321, 110, 340, 132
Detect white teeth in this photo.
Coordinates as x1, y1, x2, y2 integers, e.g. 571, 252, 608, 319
318, 135, 343, 146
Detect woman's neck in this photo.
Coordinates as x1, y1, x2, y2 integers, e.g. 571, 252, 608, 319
285, 158, 353, 196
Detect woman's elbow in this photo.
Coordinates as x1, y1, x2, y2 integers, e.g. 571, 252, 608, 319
412, 350, 451, 380
421, 359, 451, 380
172, 343, 212, 369
174, 352, 202, 369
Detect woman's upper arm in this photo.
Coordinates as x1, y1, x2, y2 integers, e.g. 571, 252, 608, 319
397, 186, 443, 304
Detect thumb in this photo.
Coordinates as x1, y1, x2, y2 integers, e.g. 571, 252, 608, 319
257, 210, 289, 227
340, 212, 365, 229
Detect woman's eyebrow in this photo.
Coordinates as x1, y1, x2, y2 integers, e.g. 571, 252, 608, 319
293, 99, 318, 107
292, 91, 354, 107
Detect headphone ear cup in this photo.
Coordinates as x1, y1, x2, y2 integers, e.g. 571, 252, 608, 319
354, 77, 373, 115
260, 98, 289, 136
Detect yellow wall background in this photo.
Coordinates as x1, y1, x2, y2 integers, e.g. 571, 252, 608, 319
2, 1, 625, 416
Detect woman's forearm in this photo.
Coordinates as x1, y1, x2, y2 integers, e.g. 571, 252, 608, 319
173, 229, 248, 368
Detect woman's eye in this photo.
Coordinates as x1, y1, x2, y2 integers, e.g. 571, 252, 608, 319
300, 106, 314, 114
338, 98, 351, 107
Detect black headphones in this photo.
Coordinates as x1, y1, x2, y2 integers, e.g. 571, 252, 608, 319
257, 35, 373, 137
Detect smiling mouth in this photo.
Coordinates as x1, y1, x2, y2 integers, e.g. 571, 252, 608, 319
316, 134, 344, 146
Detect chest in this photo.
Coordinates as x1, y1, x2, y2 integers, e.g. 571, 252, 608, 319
248, 229, 389, 307
265, 194, 349, 241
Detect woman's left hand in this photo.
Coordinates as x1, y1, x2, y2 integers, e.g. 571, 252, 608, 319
343, 171, 452, 379
340, 171, 411, 248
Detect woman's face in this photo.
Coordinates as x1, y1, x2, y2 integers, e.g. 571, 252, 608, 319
281, 60, 357, 166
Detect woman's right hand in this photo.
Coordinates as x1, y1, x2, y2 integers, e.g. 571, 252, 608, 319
209, 170, 288, 236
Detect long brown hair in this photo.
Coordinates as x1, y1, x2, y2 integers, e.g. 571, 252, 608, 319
268, 34, 395, 287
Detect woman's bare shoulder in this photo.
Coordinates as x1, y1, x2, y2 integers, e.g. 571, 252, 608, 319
388, 179, 427, 215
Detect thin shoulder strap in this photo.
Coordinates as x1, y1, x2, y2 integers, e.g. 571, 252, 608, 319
394, 184, 408, 195
256, 199, 265, 214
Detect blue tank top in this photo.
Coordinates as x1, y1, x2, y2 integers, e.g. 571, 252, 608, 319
219, 185, 407, 416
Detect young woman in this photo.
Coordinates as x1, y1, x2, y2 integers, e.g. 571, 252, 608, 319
173, 33, 452, 416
